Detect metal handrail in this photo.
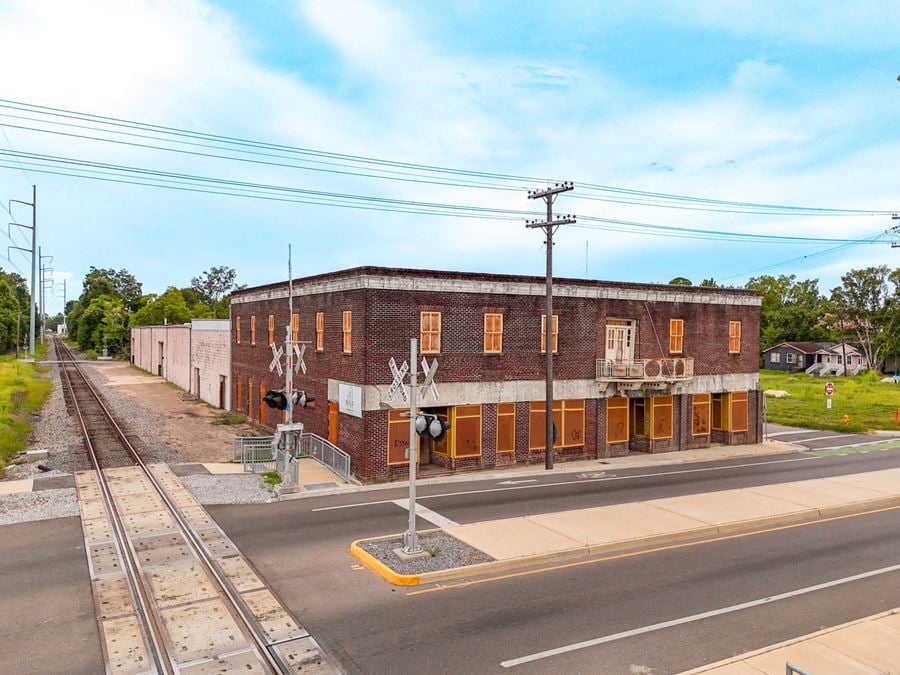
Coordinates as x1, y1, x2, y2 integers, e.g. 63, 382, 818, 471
300, 432, 352, 481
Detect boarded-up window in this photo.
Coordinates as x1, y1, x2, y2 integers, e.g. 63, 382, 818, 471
236, 379, 243, 413
452, 405, 482, 458
342, 310, 352, 354
316, 312, 324, 351
528, 400, 583, 449
631, 398, 647, 437
250, 316, 256, 345
692, 393, 711, 436
235, 317, 241, 344
712, 393, 729, 431
496, 403, 516, 453
540, 315, 559, 353
729, 321, 741, 354
292, 313, 299, 343
421, 311, 441, 354
561, 399, 585, 446
268, 314, 275, 346
651, 396, 673, 439
606, 397, 629, 444
731, 391, 749, 432
387, 409, 416, 465
484, 313, 503, 353
259, 382, 266, 426
669, 319, 684, 354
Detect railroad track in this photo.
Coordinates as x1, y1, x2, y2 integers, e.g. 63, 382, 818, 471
54, 338, 330, 674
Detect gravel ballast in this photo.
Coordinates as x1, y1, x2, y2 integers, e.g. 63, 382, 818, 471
0, 488, 78, 525
180, 473, 274, 505
358, 531, 493, 576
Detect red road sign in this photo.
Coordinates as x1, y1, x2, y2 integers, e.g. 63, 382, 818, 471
825, 382, 835, 396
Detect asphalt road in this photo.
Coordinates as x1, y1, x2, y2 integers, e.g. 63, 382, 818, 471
210, 446, 900, 674
765, 422, 895, 450
0, 516, 102, 675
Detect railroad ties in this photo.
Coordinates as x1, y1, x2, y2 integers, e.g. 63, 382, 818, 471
56, 339, 333, 674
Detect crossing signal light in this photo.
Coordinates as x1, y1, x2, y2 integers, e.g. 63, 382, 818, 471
263, 390, 288, 410
292, 390, 316, 409
414, 413, 450, 441
263, 390, 316, 410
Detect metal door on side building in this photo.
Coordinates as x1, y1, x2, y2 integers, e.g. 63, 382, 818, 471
328, 401, 338, 445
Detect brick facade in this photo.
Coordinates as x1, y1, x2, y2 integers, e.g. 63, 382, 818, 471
230, 267, 762, 481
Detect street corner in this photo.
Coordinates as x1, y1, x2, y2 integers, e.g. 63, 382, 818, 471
350, 528, 495, 587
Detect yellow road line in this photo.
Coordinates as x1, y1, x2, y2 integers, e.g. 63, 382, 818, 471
406, 503, 900, 597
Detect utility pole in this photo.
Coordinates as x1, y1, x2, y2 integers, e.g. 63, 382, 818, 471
285, 244, 293, 425
8, 185, 36, 356
526, 182, 575, 470
39, 248, 53, 344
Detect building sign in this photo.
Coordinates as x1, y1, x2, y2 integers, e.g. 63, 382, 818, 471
338, 383, 362, 418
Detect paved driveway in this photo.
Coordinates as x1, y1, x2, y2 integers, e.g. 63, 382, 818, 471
765, 423, 896, 451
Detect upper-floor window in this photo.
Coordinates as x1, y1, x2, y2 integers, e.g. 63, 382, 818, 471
316, 312, 324, 351
268, 314, 275, 346
484, 313, 503, 354
292, 313, 299, 343
669, 319, 684, 354
342, 310, 352, 354
728, 320, 741, 354
540, 315, 558, 354
250, 315, 256, 345
421, 311, 441, 354
235, 317, 241, 344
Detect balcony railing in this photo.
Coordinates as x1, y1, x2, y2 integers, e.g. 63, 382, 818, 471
596, 357, 694, 381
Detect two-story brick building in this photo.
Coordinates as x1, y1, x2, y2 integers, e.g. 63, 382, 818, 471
230, 267, 762, 481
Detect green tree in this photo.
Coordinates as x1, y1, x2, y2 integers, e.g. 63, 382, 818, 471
699, 278, 718, 287
829, 266, 899, 372
131, 287, 194, 326
190, 266, 241, 319
745, 274, 826, 349
668, 277, 692, 286
76, 296, 128, 352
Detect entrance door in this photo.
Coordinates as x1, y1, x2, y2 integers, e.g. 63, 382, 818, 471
157, 341, 165, 376
193, 368, 200, 398
328, 401, 339, 445
219, 376, 226, 409
605, 320, 635, 363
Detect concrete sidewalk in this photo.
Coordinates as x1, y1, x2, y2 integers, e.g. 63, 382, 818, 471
352, 466, 900, 585
684, 607, 900, 674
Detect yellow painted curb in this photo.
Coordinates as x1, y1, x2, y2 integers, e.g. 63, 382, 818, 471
350, 539, 420, 586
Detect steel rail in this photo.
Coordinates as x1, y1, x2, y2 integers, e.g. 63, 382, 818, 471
54, 339, 286, 674
56, 339, 172, 674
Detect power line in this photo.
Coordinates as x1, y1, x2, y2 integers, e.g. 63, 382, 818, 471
0, 153, 890, 247
0, 97, 896, 217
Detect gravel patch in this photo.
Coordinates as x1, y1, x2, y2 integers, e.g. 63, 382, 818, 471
79, 362, 182, 465
180, 473, 274, 504
0, 488, 78, 525
4, 359, 85, 480
358, 531, 494, 576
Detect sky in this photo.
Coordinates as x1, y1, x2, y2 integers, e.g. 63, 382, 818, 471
1, 0, 900, 315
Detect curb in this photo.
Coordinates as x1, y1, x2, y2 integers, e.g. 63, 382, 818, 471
680, 607, 900, 673
351, 496, 900, 587
279, 444, 801, 502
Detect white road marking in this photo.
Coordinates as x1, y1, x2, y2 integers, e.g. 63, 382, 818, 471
500, 562, 900, 668
392, 499, 459, 528
497, 479, 538, 485
765, 430, 815, 438
312, 456, 822, 512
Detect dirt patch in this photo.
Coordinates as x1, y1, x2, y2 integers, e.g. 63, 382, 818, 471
91, 362, 260, 463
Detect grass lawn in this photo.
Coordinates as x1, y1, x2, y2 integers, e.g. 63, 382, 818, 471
0, 345, 51, 478
761, 370, 900, 433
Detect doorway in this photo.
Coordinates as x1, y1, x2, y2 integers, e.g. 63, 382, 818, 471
218, 375, 226, 409
605, 319, 635, 363
328, 401, 339, 445
193, 367, 200, 398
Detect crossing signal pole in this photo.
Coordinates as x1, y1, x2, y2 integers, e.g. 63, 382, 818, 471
526, 182, 575, 470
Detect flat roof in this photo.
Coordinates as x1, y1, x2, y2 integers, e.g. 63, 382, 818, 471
232, 266, 759, 299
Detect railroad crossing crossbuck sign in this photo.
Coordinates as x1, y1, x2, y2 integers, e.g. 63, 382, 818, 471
269, 343, 284, 376
387, 357, 410, 403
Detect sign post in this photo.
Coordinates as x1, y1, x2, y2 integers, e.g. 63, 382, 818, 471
404, 338, 421, 554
